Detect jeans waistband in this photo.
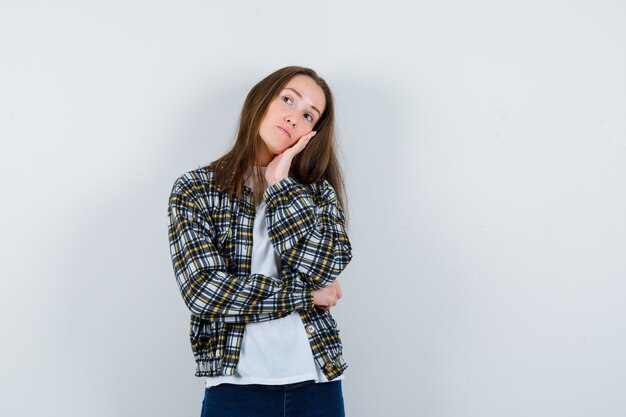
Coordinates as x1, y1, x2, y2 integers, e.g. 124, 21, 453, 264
224, 379, 318, 391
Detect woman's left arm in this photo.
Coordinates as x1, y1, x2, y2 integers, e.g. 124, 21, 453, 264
263, 177, 353, 289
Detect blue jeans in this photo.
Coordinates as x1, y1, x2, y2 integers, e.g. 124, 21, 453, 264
200, 379, 345, 417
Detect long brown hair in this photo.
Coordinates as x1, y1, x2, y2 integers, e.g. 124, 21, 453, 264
211, 66, 350, 225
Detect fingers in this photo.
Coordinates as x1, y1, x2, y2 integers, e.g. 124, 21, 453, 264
288, 130, 317, 155
266, 131, 317, 184
336, 282, 342, 300
297, 131, 316, 150
304, 130, 317, 142
313, 280, 343, 311
327, 282, 342, 309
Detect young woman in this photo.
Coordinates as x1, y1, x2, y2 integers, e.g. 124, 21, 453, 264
167, 66, 353, 417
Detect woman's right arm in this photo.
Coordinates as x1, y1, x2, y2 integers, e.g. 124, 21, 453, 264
167, 187, 314, 323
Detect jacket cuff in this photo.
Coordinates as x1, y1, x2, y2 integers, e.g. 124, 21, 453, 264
303, 288, 315, 310
288, 272, 316, 310
263, 177, 303, 206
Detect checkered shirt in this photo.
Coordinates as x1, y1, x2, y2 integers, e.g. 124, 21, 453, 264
167, 164, 353, 380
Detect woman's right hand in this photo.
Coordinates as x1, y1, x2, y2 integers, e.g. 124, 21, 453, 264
265, 130, 317, 187
312, 280, 342, 310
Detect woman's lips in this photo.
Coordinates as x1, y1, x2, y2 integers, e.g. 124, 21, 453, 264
277, 126, 291, 138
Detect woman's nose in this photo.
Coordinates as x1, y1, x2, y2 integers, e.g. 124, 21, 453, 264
285, 116, 296, 127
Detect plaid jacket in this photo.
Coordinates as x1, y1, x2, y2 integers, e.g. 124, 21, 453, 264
167, 164, 353, 380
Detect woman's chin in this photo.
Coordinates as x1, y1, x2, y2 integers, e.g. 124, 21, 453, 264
269, 144, 288, 155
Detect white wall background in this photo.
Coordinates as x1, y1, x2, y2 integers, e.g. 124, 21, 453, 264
1, 1, 625, 416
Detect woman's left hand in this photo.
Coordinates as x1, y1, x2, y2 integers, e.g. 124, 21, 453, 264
265, 130, 317, 187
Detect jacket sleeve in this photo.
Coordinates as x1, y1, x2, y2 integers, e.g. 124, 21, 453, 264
167, 186, 314, 323
263, 177, 353, 290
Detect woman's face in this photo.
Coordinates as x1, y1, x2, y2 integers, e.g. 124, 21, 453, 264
258, 74, 326, 163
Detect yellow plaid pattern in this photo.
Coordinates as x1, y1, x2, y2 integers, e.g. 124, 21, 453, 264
167, 165, 353, 380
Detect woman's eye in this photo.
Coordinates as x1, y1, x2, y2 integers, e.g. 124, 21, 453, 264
282, 95, 313, 122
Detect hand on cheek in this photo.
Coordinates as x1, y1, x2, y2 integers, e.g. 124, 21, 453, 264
265, 130, 317, 187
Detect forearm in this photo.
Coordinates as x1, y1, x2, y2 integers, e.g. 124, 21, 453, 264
264, 177, 353, 289
168, 188, 314, 323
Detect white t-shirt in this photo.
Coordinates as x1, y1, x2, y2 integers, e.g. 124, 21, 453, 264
205, 166, 344, 388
